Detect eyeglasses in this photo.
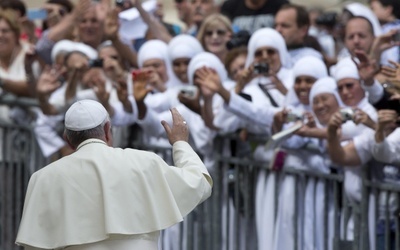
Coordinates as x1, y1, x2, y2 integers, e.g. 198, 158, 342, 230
338, 82, 354, 92
205, 29, 227, 37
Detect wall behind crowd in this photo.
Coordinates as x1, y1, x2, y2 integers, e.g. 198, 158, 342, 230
25, 0, 368, 27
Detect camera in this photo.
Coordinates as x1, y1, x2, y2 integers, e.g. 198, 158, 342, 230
131, 69, 145, 81
115, 0, 124, 7
340, 108, 355, 123
253, 63, 269, 75
226, 30, 251, 50
286, 111, 303, 123
88, 59, 104, 68
315, 12, 337, 28
180, 85, 198, 99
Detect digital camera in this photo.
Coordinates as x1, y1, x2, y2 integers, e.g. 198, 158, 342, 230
253, 63, 269, 75
315, 12, 337, 28
286, 111, 303, 123
88, 59, 104, 68
340, 108, 355, 122
226, 30, 251, 50
180, 85, 198, 99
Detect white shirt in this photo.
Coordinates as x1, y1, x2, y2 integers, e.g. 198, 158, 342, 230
371, 127, 400, 165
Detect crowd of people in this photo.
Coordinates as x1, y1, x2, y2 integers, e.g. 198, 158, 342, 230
1, 0, 399, 249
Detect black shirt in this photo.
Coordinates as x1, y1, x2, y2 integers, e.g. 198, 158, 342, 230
221, 0, 289, 34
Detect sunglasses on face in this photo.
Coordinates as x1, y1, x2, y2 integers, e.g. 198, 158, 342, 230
338, 82, 354, 92
205, 29, 227, 37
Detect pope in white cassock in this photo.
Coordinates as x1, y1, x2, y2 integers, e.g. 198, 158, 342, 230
15, 100, 213, 250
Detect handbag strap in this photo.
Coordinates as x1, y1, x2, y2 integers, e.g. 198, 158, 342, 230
258, 83, 279, 107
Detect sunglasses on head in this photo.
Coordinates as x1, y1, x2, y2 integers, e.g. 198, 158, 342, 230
205, 29, 227, 37
175, 0, 184, 3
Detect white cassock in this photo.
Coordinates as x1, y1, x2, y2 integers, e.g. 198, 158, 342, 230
340, 97, 377, 240
16, 140, 212, 250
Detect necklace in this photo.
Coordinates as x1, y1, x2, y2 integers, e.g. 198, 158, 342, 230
76, 140, 107, 151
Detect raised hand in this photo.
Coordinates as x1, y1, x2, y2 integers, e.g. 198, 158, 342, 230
161, 108, 189, 145
195, 66, 221, 97
375, 109, 398, 142
352, 50, 379, 86
235, 66, 254, 93
96, 0, 112, 21
353, 108, 376, 130
327, 111, 343, 135
272, 109, 289, 133
73, 0, 92, 20
133, 70, 153, 102
103, 9, 120, 41
92, 72, 110, 106
103, 56, 125, 81
36, 66, 63, 98
389, 92, 400, 101
384, 60, 400, 91
114, 79, 128, 103
178, 88, 201, 114
370, 29, 400, 60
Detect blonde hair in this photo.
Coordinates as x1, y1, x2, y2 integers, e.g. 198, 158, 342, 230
197, 13, 233, 51
0, 9, 21, 39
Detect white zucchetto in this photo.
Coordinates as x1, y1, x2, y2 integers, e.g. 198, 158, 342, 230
65, 100, 108, 131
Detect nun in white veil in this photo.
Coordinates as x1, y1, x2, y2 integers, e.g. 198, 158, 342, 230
331, 57, 377, 246
136, 52, 223, 170
165, 34, 205, 109
307, 77, 344, 250
137, 39, 180, 113
270, 56, 328, 250
240, 28, 293, 250
168, 34, 204, 85
212, 28, 294, 134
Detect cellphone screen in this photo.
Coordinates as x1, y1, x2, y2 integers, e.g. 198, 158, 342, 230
27, 9, 48, 20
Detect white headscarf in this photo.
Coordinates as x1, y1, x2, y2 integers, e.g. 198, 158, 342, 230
138, 40, 170, 68
285, 56, 328, 107
51, 40, 77, 63
51, 41, 98, 62
168, 35, 204, 62
245, 28, 292, 69
188, 52, 228, 86
137, 39, 178, 87
345, 3, 382, 36
293, 56, 328, 80
74, 43, 98, 60
332, 57, 359, 82
309, 76, 343, 108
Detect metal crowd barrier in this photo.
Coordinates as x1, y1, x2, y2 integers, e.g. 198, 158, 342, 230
0, 123, 47, 250
0, 111, 399, 250
0, 96, 48, 250
131, 131, 400, 250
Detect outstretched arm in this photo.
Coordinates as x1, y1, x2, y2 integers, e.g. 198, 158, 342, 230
327, 111, 362, 166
